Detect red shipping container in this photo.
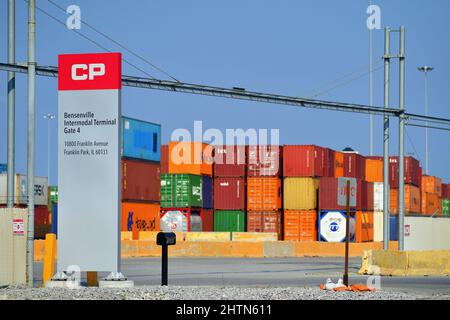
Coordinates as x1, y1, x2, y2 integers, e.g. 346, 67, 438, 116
201, 209, 214, 231
389, 156, 421, 189
247, 145, 282, 177
214, 145, 246, 177
214, 177, 246, 210
122, 158, 160, 202
325, 148, 335, 177
35, 206, 50, 239
247, 211, 282, 240
318, 177, 366, 211
283, 145, 326, 177
442, 183, 450, 199
361, 181, 374, 211
344, 153, 366, 180
160, 145, 168, 174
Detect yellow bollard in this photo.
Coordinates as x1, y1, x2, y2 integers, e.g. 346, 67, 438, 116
42, 233, 57, 287
87, 272, 98, 287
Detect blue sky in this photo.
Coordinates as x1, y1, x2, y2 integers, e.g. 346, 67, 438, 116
0, 0, 449, 185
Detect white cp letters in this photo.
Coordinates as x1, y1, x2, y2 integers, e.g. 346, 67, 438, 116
71, 63, 106, 81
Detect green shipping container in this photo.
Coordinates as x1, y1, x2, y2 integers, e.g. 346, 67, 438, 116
161, 174, 203, 208
48, 186, 58, 207
214, 210, 246, 232
443, 199, 450, 218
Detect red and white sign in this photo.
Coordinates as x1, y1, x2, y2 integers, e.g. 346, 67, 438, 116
337, 177, 357, 207
58, 53, 122, 91
13, 219, 25, 236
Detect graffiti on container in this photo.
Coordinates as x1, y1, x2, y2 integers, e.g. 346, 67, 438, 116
135, 218, 157, 231
127, 212, 134, 231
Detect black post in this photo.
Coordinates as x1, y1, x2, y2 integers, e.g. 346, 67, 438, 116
343, 180, 350, 286
161, 245, 168, 286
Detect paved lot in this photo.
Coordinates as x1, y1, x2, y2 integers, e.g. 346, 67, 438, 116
33, 257, 450, 297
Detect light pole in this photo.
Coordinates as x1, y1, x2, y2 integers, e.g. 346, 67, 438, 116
418, 66, 433, 175
44, 114, 56, 186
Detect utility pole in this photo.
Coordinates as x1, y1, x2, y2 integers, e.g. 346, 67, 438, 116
7, 0, 15, 208
383, 27, 391, 251
44, 114, 56, 186
369, 2, 374, 156
27, 0, 36, 288
418, 66, 433, 175
398, 26, 406, 251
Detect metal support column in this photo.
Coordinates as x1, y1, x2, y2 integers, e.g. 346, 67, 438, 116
383, 27, 391, 250
27, 0, 36, 288
7, 0, 15, 208
398, 26, 406, 251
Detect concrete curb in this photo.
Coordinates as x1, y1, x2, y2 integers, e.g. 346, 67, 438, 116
34, 239, 398, 261
359, 249, 450, 276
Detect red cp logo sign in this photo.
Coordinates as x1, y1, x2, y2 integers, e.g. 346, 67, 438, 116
71, 63, 106, 81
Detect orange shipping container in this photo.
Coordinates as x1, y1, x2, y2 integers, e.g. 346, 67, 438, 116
421, 175, 442, 196
355, 212, 374, 243
283, 210, 317, 242
421, 192, 442, 216
365, 159, 383, 182
168, 141, 213, 176
247, 177, 282, 211
121, 202, 160, 240
389, 185, 421, 214
334, 152, 344, 178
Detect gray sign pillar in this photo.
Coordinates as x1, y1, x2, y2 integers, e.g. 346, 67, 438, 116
7, 0, 15, 209
57, 53, 127, 279
398, 26, 406, 251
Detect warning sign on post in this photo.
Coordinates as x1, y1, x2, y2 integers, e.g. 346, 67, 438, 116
13, 219, 25, 236
337, 177, 357, 207
58, 52, 122, 272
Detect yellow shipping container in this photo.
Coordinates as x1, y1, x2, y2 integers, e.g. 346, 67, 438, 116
283, 177, 319, 210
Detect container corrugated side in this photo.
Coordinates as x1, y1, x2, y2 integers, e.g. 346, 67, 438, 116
213, 210, 246, 232
160, 174, 202, 208
373, 182, 384, 212
202, 175, 213, 209
168, 142, 213, 176
122, 202, 160, 240
442, 199, 450, 218
283, 145, 325, 177
247, 145, 281, 177
122, 117, 161, 162
283, 210, 317, 242
343, 153, 366, 180
284, 177, 319, 210
122, 158, 160, 202
201, 209, 214, 231
247, 211, 282, 240
213, 177, 246, 210
247, 177, 281, 211
214, 145, 246, 177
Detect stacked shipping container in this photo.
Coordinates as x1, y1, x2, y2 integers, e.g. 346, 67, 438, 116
161, 141, 213, 232
421, 175, 442, 216
214, 146, 246, 232
0, 174, 50, 239
283, 146, 323, 242
246, 145, 282, 239
442, 183, 450, 217
121, 117, 161, 240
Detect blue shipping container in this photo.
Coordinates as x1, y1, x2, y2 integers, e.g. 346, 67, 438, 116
51, 201, 58, 237
318, 210, 356, 243
389, 215, 398, 241
0, 164, 7, 174
122, 117, 161, 162
202, 175, 213, 209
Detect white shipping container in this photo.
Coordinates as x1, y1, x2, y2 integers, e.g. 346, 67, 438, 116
374, 211, 384, 242
374, 182, 384, 212
0, 174, 48, 206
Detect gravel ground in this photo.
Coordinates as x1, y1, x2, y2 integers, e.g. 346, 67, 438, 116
0, 285, 442, 300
